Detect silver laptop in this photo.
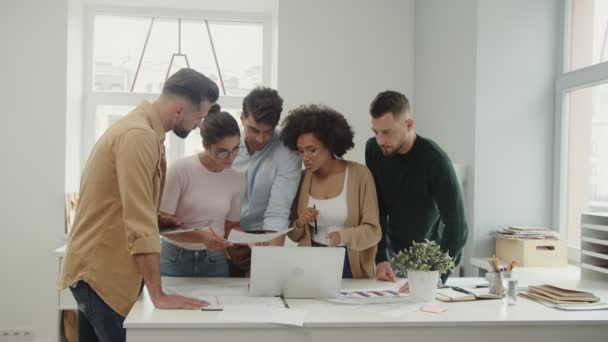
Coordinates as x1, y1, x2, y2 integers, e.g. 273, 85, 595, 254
249, 246, 345, 299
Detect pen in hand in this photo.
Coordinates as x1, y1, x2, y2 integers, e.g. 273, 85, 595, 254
313, 204, 318, 235
209, 227, 231, 261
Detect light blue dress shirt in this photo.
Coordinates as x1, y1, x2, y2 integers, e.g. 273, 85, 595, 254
233, 131, 302, 232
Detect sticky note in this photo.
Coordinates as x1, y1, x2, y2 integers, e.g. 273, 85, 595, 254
419, 305, 448, 314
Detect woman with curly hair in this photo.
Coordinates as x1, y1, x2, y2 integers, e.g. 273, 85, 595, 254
280, 104, 381, 279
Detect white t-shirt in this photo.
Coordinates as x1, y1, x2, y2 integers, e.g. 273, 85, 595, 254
307, 168, 348, 246
160, 155, 245, 250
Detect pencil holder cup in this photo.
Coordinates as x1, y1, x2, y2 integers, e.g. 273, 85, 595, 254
487, 272, 507, 296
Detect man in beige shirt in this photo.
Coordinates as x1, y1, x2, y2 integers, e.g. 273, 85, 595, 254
58, 68, 218, 342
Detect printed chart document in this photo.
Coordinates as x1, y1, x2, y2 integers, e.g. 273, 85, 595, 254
328, 289, 410, 304
227, 228, 294, 244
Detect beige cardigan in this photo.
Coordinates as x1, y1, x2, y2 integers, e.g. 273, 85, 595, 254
288, 161, 381, 278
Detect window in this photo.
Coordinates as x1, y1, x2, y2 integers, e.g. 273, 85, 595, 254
566, 0, 608, 71
563, 83, 608, 248
83, 8, 270, 164
556, 1, 608, 255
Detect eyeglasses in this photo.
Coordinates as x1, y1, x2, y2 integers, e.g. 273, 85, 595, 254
213, 146, 244, 159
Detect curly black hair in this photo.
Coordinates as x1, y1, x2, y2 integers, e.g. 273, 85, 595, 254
280, 104, 354, 158
242, 87, 284, 127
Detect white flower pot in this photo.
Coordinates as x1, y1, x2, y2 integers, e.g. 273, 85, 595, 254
408, 270, 439, 302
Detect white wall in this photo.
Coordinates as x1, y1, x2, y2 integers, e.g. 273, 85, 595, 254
414, 0, 478, 271
277, 0, 415, 163
0, 0, 69, 340
414, 0, 477, 167
65, 0, 84, 192
473, 0, 560, 260
414, 0, 561, 274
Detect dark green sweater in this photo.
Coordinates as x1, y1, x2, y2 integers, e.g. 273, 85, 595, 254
365, 135, 468, 267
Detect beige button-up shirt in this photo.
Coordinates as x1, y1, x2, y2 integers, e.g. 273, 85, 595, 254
58, 101, 166, 317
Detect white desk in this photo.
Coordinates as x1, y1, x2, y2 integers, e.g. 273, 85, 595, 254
125, 277, 608, 342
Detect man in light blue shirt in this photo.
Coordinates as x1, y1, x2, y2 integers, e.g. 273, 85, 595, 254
228, 87, 301, 276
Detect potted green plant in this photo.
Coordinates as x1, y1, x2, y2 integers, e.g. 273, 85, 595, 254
392, 239, 455, 302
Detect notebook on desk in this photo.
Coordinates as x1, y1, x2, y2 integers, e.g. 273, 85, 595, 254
519, 285, 607, 311
520, 285, 600, 304
436, 287, 502, 302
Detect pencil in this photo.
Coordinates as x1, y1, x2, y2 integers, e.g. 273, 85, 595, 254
488, 259, 497, 272
209, 227, 231, 261
508, 261, 516, 272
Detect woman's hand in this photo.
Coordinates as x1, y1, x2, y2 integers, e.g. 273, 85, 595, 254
158, 212, 182, 231
200, 229, 232, 251
295, 207, 319, 228
326, 231, 342, 247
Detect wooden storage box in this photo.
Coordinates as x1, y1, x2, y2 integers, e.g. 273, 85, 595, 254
496, 238, 567, 267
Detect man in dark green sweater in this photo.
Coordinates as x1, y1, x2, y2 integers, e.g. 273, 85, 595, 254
365, 90, 468, 289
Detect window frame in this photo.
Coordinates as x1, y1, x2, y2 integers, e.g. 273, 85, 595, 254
554, 0, 608, 262
81, 5, 273, 165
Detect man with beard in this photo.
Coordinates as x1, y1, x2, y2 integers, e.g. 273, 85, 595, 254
58, 68, 218, 342
227, 87, 301, 276
365, 90, 468, 291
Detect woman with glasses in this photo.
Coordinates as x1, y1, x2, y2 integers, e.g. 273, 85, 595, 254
159, 105, 245, 277
280, 104, 381, 278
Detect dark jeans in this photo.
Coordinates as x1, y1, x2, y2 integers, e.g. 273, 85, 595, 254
311, 240, 353, 278
69, 281, 125, 342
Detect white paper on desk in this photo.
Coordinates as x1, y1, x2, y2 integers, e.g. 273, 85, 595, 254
552, 303, 608, 311
164, 285, 288, 312
219, 296, 286, 309
227, 228, 294, 244
218, 307, 308, 326
163, 283, 247, 297
529, 298, 608, 311
163, 286, 222, 310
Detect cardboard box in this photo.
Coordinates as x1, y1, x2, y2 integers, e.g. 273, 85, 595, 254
496, 238, 567, 267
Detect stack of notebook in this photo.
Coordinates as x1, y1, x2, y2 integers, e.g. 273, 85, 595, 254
491, 226, 559, 240
520, 284, 608, 311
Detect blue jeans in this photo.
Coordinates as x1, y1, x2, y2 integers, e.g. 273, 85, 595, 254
311, 241, 353, 278
69, 281, 125, 342
160, 239, 230, 277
